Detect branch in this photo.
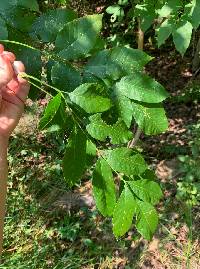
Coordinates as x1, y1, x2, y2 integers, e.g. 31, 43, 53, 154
128, 128, 142, 148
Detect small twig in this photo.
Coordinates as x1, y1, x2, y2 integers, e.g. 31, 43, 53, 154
128, 128, 142, 148
137, 18, 144, 50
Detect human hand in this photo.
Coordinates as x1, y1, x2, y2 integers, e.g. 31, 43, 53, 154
0, 44, 30, 139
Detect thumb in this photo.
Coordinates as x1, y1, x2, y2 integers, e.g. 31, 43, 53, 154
0, 55, 14, 88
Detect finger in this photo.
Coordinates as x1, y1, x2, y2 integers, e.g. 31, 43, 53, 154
13, 61, 29, 85
7, 76, 30, 103
0, 44, 4, 54
2, 51, 16, 62
0, 55, 14, 88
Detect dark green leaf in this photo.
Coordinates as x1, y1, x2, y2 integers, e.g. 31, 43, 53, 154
32, 9, 77, 42
39, 93, 62, 130
0, 0, 39, 12
63, 127, 87, 186
86, 140, 96, 167
0, 17, 8, 39
51, 62, 82, 93
157, 19, 173, 47
93, 158, 116, 216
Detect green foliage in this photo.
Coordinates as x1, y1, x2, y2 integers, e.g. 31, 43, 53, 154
55, 14, 103, 60
106, 0, 200, 55
0, 0, 169, 240
176, 123, 200, 207
32, 9, 77, 42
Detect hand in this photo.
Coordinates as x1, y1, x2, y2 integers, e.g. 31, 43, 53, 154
0, 44, 30, 139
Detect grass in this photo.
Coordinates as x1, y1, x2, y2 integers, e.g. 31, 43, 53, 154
1, 103, 200, 269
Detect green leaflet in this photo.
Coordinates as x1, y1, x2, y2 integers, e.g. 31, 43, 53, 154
172, 20, 193, 56
158, 0, 182, 17
1, 6, 36, 33
135, 3, 157, 32
112, 182, 159, 239
55, 14, 103, 60
39, 93, 62, 130
93, 158, 116, 217
132, 102, 168, 135
189, 0, 200, 29
86, 140, 96, 167
86, 114, 132, 144
112, 87, 133, 128
32, 9, 77, 42
104, 148, 148, 176
106, 4, 124, 22
63, 127, 87, 186
0, 17, 8, 39
116, 74, 169, 103
128, 179, 163, 205
112, 184, 136, 237
135, 201, 158, 240
157, 18, 173, 47
84, 50, 121, 80
85, 47, 153, 80
17, 0, 39, 11
0, 0, 39, 12
51, 62, 82, 93
69, 83, 112, 113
